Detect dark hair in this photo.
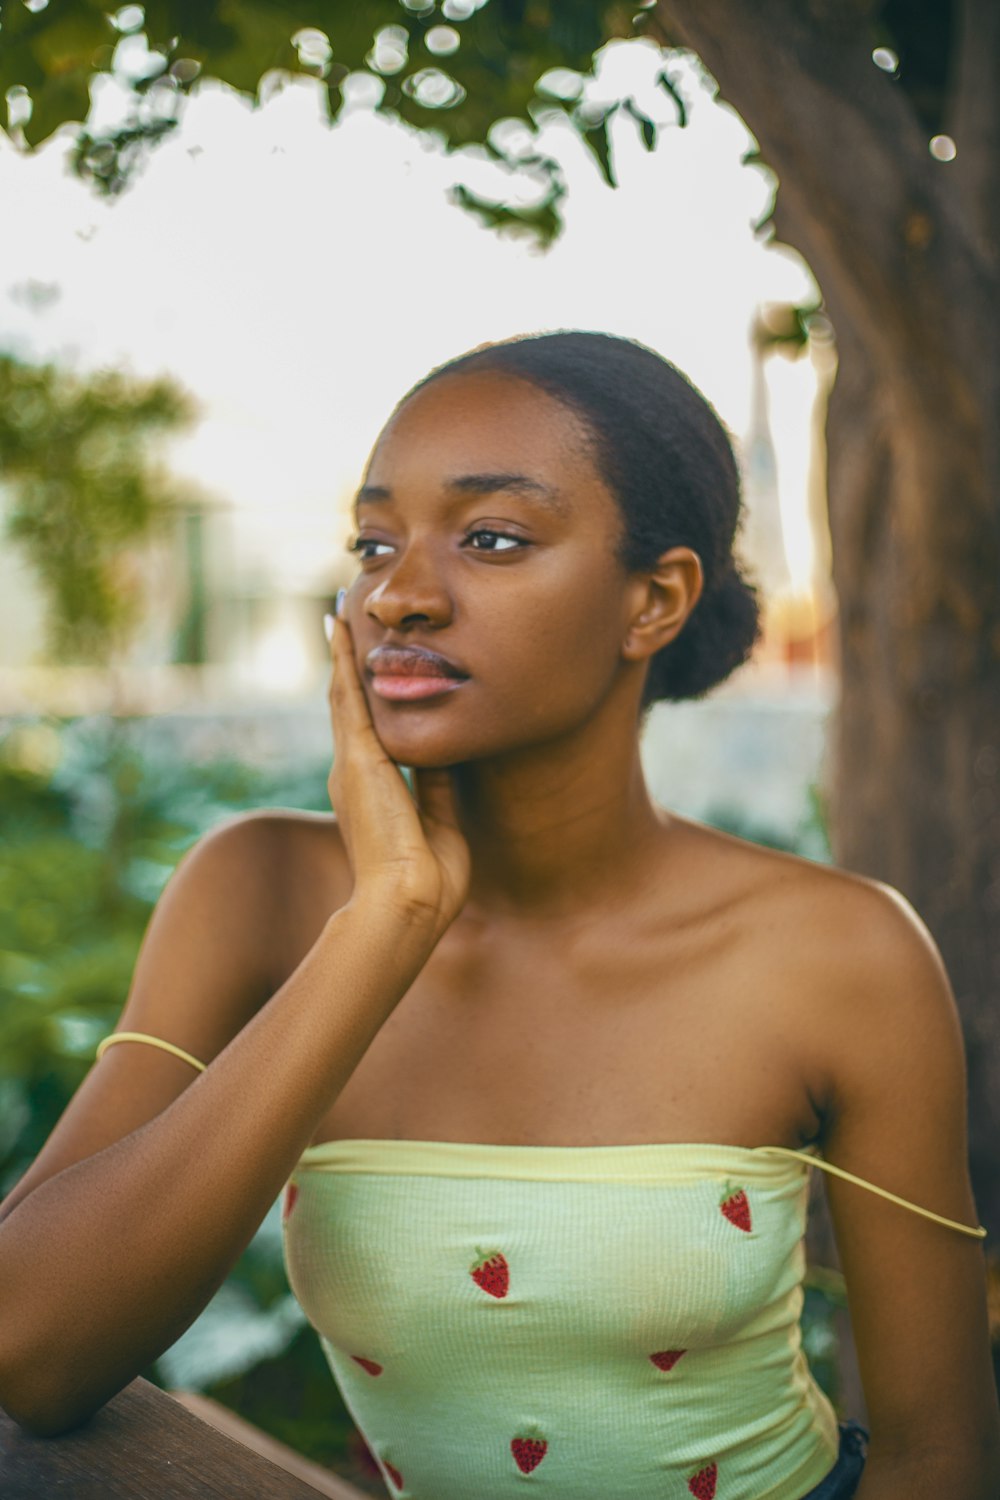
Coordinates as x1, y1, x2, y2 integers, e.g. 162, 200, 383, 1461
398, 330, 763, 709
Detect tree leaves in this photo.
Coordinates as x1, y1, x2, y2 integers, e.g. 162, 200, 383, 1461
0, 355, 198, 667
0, 0, 113, 146
2, 0, 683, 232
579, 101, 618, 186
450, 172, 566, 247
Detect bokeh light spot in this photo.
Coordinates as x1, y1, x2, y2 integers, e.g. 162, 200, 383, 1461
368, 25, 408, 76
537, 68, 585, 101
292, 28, 333, 73
425, 25, 461, 56
929, 134, 957, 161
169, 58, 201, 84
403, 68, 466, 109
113, 4, 144, 33
871, 47, 898, 73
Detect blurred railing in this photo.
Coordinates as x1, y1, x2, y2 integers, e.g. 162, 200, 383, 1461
0, 1376, 371, 1499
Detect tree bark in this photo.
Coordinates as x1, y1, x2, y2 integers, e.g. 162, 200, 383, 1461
947, 0, 1000, 271
650, 0, 1000, 1384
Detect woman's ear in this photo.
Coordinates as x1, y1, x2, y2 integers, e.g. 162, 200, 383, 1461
622, 547, 704, 664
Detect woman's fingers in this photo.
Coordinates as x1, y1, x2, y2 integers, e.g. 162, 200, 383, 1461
327, 605, 382, 752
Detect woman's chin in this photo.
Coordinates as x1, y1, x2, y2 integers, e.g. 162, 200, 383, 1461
371, 721, 470, 771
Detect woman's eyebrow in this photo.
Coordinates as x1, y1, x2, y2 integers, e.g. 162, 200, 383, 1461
353, 473, 569, 516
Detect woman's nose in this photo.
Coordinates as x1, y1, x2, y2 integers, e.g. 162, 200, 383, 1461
364, 543, 453, 630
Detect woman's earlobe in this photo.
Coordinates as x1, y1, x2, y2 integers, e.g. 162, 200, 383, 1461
622, 610, 685, 663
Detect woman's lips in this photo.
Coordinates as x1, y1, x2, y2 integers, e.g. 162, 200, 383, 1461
369, 675, 467, 701
365, 644, 469, 700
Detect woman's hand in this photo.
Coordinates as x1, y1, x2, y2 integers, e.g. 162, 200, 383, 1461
325, 603, 471, 942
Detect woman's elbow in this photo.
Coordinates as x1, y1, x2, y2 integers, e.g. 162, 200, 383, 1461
0, 1350, 106, 1440
1, 1398, 90, 1440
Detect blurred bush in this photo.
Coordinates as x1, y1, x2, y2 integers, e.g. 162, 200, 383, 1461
0, 352, 198, 674
0, 713, 840, 1479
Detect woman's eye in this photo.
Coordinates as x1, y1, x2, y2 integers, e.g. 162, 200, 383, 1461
346, 530, 525, 560
347, 536, 392, 561
465, 529, 525, 553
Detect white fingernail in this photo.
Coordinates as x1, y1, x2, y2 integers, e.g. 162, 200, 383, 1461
323, 612, 334, 642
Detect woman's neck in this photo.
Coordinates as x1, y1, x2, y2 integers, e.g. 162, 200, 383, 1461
451, 713, 669, 922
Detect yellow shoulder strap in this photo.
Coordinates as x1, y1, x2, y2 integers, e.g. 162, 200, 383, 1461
754, 1146, 987, 1240
96, 1031, 207, 1075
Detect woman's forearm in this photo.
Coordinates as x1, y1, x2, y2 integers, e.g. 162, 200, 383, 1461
0, 897, 438, 1437
854, 1439, 1000, 1500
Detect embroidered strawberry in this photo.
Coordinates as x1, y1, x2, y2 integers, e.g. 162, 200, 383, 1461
383, 1458, 404, 1490
649, 1349, 687, 1371
687, 1461, 718, 1498
282, 1182, 299, 1220
350, 1355, 383, 1376
719, 1183, 752, 1233
511, 1424, 548, 1473
470, 1246, 509, 1298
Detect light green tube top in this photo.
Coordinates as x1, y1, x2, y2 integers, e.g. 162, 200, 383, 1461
281, 1139, 843, 1500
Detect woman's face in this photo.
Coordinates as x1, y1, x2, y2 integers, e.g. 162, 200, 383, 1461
342, 369, 643, 768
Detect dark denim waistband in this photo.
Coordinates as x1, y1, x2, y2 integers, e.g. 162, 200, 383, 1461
798, 1421, 869, 1499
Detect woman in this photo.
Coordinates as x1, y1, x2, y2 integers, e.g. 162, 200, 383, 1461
0, 331, 996, 1499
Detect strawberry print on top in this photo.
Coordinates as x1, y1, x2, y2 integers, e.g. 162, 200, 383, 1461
511, 1424, 548, 1473
383, 1458, 404, 1490
687, 1461, 718, 1498
649, 1349, 687, 1371
282, 1182, 299, 1221
719, 1184, 752, 1233
470, 1247, 509, 1298
350, 1355, 383, 1376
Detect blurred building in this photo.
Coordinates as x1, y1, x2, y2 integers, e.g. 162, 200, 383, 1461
0, 487, 343, 715
734, 311, 839, 693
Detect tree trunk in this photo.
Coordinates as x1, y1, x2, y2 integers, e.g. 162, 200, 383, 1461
824, 314, 1000, 1207
651, 0, 1000, 1389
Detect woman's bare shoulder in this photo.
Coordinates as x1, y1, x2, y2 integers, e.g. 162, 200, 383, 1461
664, 814, 953, 1088
732, 839, 961, 1124
662, 807, 933, 935
188, 806, 337, 856
197, 806, 348, 897
231, 809, 354, 974
663, 807, 890, 920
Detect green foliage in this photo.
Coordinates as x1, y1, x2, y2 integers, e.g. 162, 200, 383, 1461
0, 715, 325, 1197
800, 1278, 846, 1408
0, 353, 198, 667
2, 0, 675, 228
450, 171, 566, 248
0, 0, 110, 147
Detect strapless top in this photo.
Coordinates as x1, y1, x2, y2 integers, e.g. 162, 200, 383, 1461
282, 1139, 853, 1499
